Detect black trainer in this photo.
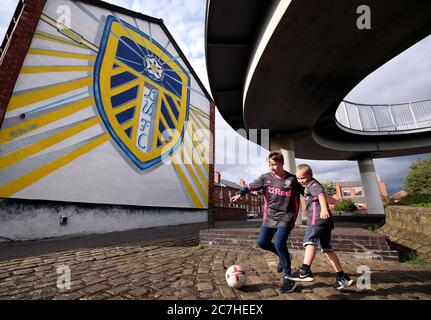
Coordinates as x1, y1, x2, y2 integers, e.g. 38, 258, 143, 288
333, 274, 354, 290
286, 268, 314, 282
280, 276, 297, 293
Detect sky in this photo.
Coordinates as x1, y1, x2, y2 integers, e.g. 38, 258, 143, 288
1, 0, 430, 195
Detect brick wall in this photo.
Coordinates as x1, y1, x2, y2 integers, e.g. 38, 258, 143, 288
214, 207, 247, 221
0, 0, 47, 127
200, 227, 399, 261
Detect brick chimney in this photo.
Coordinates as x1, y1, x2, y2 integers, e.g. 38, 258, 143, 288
214, 172, 221, 184
239, 179, 246, 188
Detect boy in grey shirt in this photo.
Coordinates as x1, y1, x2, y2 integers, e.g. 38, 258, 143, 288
231, 152, 303, 293
287, 164, 353, 290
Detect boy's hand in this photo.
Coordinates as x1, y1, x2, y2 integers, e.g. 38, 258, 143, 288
230, 194, 241, 203
320, 210, 330, 220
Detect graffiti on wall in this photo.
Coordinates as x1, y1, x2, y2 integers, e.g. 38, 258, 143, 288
0, 0, 210, 208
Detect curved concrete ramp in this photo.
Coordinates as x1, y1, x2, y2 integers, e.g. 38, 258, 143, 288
206, 0, 431, 159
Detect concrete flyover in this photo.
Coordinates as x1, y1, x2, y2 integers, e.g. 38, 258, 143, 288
206, 0, 431, 215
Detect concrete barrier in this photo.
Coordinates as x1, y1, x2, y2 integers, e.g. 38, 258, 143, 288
380, 206, 431, 259
0, 199, 208, 241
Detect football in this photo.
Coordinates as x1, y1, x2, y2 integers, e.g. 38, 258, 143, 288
225, 265, 246, 288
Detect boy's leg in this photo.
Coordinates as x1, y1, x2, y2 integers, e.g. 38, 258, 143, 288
256, 226, 277, 254
323, 251, 343, 272
320, 228, 354, 289
320, 228, 342, 272
273, 226, 291, 276
302, 225, 320, 268
304, 244, 318, 266
287, 226, 318, 281
273, 224, 297, 293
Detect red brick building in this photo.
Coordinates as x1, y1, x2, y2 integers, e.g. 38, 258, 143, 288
213, 172, 263, 217
334, 176, 388, 210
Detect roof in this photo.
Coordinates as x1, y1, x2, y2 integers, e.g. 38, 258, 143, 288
215, 179, 242, 190
337, 181, 364, 188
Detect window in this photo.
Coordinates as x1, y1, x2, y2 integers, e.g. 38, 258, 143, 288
354, 187, 363, 196
342, 189, 351, 197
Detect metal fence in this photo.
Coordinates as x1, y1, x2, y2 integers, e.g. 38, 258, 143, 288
335, 99, 431, 133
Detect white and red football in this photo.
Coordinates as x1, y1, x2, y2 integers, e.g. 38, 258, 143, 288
225, 265, 246, 288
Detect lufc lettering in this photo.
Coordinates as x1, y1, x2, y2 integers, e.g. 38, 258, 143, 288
167, 304, 263, 317
136, 88, 158, 152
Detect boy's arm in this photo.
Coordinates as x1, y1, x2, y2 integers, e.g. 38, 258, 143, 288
246, 175, 265, 192
309, 181, 330, 220
318, 194, 330, 220
231, 175, 265, 203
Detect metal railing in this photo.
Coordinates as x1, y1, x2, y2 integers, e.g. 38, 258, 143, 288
335, 99, 431, 135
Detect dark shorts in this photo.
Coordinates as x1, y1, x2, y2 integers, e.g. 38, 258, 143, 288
303, 224, 334, 252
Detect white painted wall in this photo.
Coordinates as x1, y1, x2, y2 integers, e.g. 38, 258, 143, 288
0, 200, 207, 241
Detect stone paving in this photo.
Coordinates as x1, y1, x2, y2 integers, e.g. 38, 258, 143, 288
0, 233, 430, 300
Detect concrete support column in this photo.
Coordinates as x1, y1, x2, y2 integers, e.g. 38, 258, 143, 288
280, 146, 296, 174
358, 157, 385, 215
270, 136, 296, 173
270, 136, 303, 225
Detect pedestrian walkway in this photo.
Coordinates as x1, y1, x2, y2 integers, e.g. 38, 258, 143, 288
0, 232, 430, 300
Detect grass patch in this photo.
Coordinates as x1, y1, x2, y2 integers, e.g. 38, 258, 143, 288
387, 241, 429, 264
398, 250, 429, 265
406, 255, 429, 265
367, 225, 381, 232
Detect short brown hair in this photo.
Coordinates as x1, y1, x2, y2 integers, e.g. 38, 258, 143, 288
297, 163, 313, 176
267, 152, 284, 163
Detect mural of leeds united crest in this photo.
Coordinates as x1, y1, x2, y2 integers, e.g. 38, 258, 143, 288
94, 15, 190, 170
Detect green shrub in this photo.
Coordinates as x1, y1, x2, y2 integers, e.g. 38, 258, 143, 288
400, 251, 430, 265
405, 156, 431, 194
397, 193, 431, 208
334, 199, 357, 212
367, 225, 381, 232
321, 180, 336, 196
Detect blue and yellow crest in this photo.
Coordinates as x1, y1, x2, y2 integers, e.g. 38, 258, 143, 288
94, 15, 190, 170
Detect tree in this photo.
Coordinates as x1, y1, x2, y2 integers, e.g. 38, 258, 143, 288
321, 179, 336, 196
404, 155, 431, 194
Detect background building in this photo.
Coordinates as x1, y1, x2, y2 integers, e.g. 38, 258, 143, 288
334, 177, 388, 210
213, 172, 263, 218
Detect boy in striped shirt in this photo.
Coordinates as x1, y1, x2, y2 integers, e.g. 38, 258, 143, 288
287, 164, 353, 290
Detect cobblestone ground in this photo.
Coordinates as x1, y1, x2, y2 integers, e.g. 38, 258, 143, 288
0, 234, 430, 300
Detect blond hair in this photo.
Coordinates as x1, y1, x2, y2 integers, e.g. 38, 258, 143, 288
296, 163, 313, 176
